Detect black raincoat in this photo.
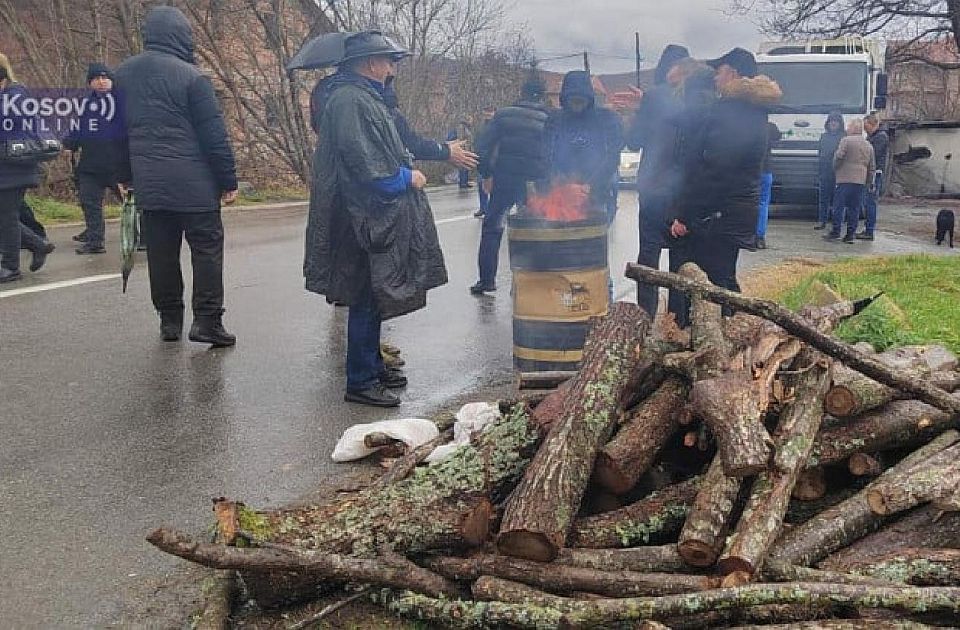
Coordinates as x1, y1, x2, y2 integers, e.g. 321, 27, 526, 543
304, 72, 447, 320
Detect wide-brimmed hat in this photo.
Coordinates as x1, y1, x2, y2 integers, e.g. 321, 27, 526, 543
337, 31, 410, 65
707, 47, 758, 78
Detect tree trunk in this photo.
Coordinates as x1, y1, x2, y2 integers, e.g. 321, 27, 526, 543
569, 476, 700, 548
725, 622, 938, 630
425, 554, 719, 597
470, 575, 582, 611
497, 303, 651, 562
677, 455, 743, 567
146, 529, 460, 598
867, 444, 960, 515
594, 377, 688, 495
762, 559, 902, 587
821, 505, 960, 576
770, 431, 960, 567
935, 483, 960, 512
718, 350, 831, 579
625, 263, 960, 415
374, 588, 566, 629
559, 582, 960, 628
554, 546, 689, 573
806, 401, 960, 470
530, 382, 570, 434
822, 548, 960, 586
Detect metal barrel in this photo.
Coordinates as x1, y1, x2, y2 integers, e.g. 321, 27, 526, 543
508, 212, 609, 372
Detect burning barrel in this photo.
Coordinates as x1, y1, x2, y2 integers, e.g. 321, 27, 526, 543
508, 208, 610, 372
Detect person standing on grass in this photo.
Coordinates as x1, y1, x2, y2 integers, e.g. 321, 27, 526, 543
825, 118, 875, 244
859, 113, 889, 241
115, 6, 239, 346
815, 111, 845, 230
63, 63, 126, 255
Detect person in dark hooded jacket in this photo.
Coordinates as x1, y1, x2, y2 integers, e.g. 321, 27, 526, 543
670, 48, 781, 303
63, 63, 126, 253
470, 77, 552, 294
545, 71, 624, 211
304, 32, 447, 408
626, 44, 689, 317
815, 111, 845, 229
115, 6, 238, 347
0, 53, 50, 284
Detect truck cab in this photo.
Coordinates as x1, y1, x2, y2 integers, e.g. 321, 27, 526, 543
757, 37, 887, 209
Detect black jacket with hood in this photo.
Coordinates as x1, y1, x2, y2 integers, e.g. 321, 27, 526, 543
304, 70, 447, 320
818, 111, 845, 180
114, 6, 237, 213
677, 74, 782, 249
545, 71, 623, 204
0, 82, 42, 192
627, 45, 688, 202
62, 82, 126, 182
474, 100, 551, 182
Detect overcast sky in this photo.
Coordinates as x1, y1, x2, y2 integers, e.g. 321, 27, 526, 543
506, 0, 766, 75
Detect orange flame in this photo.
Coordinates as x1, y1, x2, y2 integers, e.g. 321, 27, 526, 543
526, 182, 591, 222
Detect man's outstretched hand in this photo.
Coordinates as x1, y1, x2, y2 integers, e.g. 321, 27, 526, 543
447, 140, 479, 170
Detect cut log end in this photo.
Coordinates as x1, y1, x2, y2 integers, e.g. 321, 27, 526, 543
717, 557, 755, 579
592, 453, 632, 495
720, 570, 752, 588
496, 530, 561, 563
792, 468, 828, 501
461, 499, 494, 547
824, 385, 858, 417
849, 453, 883, 477
678, 540, 720, 568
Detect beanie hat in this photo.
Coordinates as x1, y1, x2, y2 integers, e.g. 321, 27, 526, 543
87, 62, 113, 83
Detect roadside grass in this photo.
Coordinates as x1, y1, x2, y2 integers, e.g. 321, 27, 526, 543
745, 254, 960, 353
26, 185, 307, 225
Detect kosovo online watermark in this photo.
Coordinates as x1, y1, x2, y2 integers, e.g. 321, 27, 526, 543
0, 88, 122, 138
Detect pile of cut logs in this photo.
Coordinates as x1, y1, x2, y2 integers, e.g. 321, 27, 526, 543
149, 263, 960, 628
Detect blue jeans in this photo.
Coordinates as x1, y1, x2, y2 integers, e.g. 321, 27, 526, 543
818, 176, 835, 225
346, 285, 383, 391
478, 177, 526, 287
757, 172, 773, 238
863, 172, 882, 234
478, 183, 489, 215
830, 183, 865, 236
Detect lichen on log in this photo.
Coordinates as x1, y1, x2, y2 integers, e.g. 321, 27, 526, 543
678, 455, 742, 568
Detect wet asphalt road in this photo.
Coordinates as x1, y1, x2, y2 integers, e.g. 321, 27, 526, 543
0, 187, 953, 627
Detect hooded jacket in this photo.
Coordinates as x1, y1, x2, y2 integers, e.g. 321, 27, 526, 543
304, 71, 447, 319
545, 71, 623, 204
818, 112, 845, 179
677, 74, 781, 248
474, 99, 551, 181
114, 6, 237, 212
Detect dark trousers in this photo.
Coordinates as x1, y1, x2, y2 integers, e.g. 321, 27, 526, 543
863, 172, 882, 234
78, 173, 113, 245
0, 188, 26, 271
830, 183, 865, 236
19, 199, 46, 240
636, 194, 671, 318
672, 234, 741, 324
142, 211, 225, 318
478, 183, 490, 215
346, 282, 384, 391
478, 177, 526, 287
817, 175, 835, 225
458, 169, 470, 188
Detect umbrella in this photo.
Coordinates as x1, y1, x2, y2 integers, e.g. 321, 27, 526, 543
286, 31, 355, 72
120, 189, 138, 293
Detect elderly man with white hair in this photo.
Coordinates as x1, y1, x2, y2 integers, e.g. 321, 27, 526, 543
825, 118, 875, 244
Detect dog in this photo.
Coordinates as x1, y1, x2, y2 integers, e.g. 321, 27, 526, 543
936, 209, 955, 248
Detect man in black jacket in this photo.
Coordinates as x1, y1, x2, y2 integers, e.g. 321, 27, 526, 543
115, 6, 238, 346
815, 111, 845, 229
64, 63, 124, 254
470, 77, 551, 295
625, 44, 688, 317
859, 113, 889, 240
670, 48, 781, 301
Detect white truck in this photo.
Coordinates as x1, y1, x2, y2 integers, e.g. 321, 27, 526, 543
756, 37, 888, 210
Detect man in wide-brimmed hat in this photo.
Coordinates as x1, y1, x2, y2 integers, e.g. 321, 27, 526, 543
304, 31, 448, 408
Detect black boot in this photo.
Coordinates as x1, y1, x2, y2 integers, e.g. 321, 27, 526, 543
76, 242, 106, 254
29, 241, 55, 272
72, 231, 88, 242
0, 267, 22, 283
344, 383, 401, 407
189, 314, 236, 347
159, 310, 183, 342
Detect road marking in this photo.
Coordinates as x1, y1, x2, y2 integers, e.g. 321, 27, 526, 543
0, 273, 120, 299
435, 214, 476, 226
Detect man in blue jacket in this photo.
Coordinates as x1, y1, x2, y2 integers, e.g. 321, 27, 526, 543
115, 6, 239, 347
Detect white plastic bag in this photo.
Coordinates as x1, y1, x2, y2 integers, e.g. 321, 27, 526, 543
331, 418, 439, 463
426, 402, 501, 463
